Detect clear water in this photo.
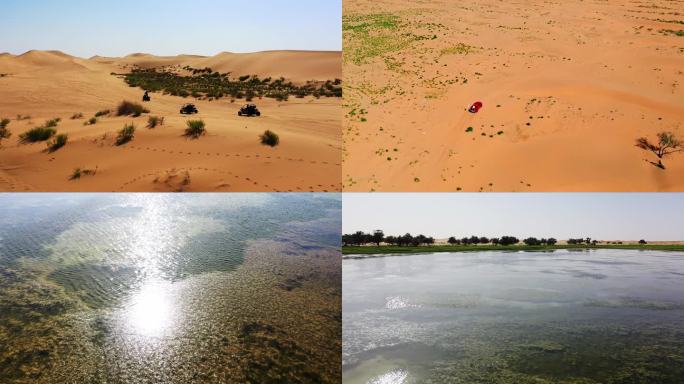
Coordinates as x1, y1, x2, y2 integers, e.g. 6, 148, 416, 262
343, 250, 684, 383
0, 193, 341, 383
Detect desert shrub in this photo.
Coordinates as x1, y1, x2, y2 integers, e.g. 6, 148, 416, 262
274, 92, 289, 102
70, 168, 82, 180
71, 113, 84, 119
115, 123, 135, 145
95, 109, 111, 117
44, 118, 61, 128
184, 120, 206, 138
47, 133, 68, 152
116, 101, 149, 117
260, 130, 279, 147
19, 126, 57, 143
147, 116, 164, 128
84, 117, 97, 126
16, 114, 31, 121
70, 167, 96, 180
0, 119, 10, 142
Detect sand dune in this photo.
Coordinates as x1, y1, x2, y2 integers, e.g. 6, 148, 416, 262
0, 50, 341, 192
343, 0, 684, 191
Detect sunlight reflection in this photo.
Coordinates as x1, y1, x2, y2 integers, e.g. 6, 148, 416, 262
124, 194, 179, 279
125, 281, 174, 337
368, 369, 409, 384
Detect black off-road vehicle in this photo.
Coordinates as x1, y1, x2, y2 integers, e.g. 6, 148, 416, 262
180, 103, 198, 114
238, 103, 261, 117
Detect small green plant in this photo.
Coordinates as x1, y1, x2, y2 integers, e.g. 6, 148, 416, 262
69, 167, 96, 180
116, 101, 149, 117
95, 109, 111, 117
260, 130, 279, 147
115, 123, 135, 145
147, 116, 164, 128
19, 126, 57, 143
465, 127, 474, 133
0, 118, 10, 144
71, 112, 84, 119
184, 120, 206, 138
70, 168, 82, 180
44, 118, 61, 128
84, 117, 97, 126
47, 133, 68, 152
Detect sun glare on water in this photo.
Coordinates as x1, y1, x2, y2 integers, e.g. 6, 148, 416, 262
118, 194, 182, 337
368, 369, 409, 384
125, 281, 175, 337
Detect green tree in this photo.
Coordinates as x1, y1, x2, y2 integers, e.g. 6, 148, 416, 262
371, 230, 384, 246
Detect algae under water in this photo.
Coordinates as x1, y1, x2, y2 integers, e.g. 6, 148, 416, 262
0, 193, 341, 383
343, 250, 684, 383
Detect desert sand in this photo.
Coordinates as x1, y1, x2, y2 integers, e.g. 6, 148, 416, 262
343, 0, 684, 191
0, 50, 341, 192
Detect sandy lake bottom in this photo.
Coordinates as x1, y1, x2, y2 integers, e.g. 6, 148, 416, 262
0, 193, 341, 383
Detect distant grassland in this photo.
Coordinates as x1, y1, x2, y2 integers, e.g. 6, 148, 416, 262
121, 67, 342, 101
343, 13, 436, 65
343, 244, 684, 256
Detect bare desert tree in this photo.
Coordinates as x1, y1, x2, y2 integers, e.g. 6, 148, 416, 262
635, 132, 682, 169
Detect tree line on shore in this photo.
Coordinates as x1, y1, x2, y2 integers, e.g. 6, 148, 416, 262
342, 230, 648, 247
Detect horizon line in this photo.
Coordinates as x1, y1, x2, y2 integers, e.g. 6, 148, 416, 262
0, 48, 343, 60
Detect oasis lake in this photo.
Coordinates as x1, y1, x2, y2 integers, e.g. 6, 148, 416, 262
343, 249, 684, 384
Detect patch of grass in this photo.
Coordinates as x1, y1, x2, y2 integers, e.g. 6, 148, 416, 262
343, 244, 684, 255
115, 123, 135, 145
95, 109, 111, 117
343, 13, 421, 65
70, 113, 83, 119
116, 101, 149, 117
46, 133, 68, 152
661, 29, 684, 37
260, 130, 279, 147
19, 126, 57, 143
44, 118, 61, 128
440, 43, 476, 56
184, 120, 206, 138
69, 167, 97, 180
84, 117, 97, 126
146, 116, 164, 129
0, 119, 10, 143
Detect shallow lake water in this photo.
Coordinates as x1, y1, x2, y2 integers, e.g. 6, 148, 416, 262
0, 193, 341, 383
343, 250, 684, 384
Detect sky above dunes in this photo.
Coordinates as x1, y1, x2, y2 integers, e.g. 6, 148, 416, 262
343, 193, 684, 240
1, 0, 341, 57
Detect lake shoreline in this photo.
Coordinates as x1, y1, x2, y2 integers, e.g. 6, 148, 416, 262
342, 244, 684, 258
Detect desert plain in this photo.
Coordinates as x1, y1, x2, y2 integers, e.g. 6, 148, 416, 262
343, 0, 684, 191
0, 50, 341, 192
